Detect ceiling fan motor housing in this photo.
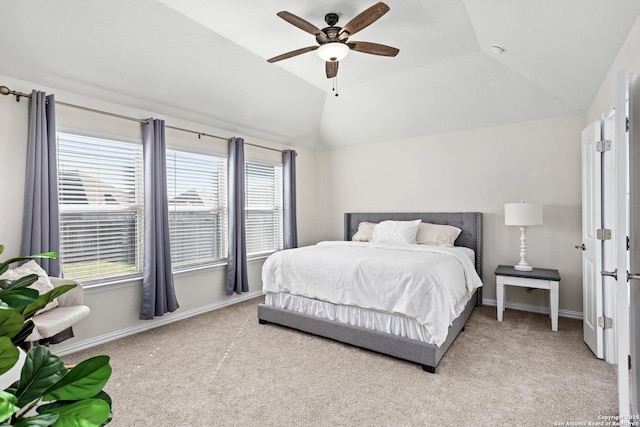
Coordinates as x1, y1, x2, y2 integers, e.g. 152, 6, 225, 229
318, 27, 342, 44
317, 13, 345, 44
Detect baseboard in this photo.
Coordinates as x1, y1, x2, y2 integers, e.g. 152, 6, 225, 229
482, 298, 583, 320
52, 290, 264, 356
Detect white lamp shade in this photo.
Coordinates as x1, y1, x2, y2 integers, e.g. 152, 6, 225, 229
316, 43, 350, 62
504, 202, 543, 226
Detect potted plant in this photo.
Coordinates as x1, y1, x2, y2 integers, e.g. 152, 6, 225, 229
0, 244, 112, 426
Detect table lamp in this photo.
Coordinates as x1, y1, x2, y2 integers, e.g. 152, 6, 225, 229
504, 201, 543, 271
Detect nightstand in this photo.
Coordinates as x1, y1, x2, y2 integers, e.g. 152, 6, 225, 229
495, 265, 561, 331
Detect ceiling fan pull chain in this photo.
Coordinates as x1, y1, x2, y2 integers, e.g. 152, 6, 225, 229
333, 76, 339, 97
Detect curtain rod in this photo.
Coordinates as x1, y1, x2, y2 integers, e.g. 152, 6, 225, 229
0, 85, 287, 154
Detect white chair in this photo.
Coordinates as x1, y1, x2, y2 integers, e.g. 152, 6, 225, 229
25, 277, 90, 345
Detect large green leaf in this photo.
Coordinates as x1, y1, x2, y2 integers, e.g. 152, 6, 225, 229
44, 356, 111, 402
15, 347, 66, 408
37, 391, 113, 426
0, 288, 39, 310
90, 391, 112, 426
45, 399, 110, 427
0, 252, 58, 276
0, 390, 18, 423
0, 309, 24, 339
21, 285, 76, 319
0, 337, 20, 376
12, 412, 59, 427
88, 391, 111, 407
1, 275, 40, 292
11, 320, 35, 348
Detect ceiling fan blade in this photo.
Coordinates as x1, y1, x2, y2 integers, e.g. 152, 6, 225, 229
338, 2, 390, 40
277, 11, 324, 37
267, 46, 319, 63
326, 61, 338, 79
347, 41, 399, 57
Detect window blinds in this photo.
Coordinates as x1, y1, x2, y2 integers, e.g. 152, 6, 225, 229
166, 149, 227, 269
57, 133, 283, 281
57, 133, 143, 282
245, 161, 283, 256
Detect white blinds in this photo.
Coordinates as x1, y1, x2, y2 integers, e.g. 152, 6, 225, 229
57, 133, 143, 282
57, 132, 282, 281
166, 149, 227, 269
245, 161, 283, 256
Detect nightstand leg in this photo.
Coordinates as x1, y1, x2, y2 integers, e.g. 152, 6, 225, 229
497, 277, 504, 321
550, 281, 559, 331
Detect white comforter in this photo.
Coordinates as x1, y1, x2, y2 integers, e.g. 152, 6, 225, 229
262, 241, 483, 346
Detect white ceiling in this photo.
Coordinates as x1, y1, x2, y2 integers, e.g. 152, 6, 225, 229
0, 0, 639, 149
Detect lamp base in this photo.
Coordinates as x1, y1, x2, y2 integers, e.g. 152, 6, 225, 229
513, 226, 534, 272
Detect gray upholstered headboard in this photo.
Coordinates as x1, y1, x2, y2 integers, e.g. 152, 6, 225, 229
344, 212, 483, 305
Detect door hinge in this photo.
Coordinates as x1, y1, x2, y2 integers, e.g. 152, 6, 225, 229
628, 236, 631, 251
596, 140, 612, 152
596, 228, 612, 240
627, 117, 630, 132
629, 355, 632, 370
598, 316, 613, 329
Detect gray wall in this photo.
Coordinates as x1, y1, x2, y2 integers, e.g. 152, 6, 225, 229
314, 115, 586, 315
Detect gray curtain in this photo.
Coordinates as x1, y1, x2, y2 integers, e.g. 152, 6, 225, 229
140, 119, 179, 320
226, 137, 248, 295
282, 149, 298, 249
21, 90, 61, 276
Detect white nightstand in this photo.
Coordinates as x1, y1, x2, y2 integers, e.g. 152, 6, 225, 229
495, 265, 561, 331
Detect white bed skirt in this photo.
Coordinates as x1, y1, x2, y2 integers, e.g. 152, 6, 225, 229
264, 292, 471, 345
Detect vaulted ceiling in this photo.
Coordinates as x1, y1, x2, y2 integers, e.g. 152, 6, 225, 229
1, 1, 639, 149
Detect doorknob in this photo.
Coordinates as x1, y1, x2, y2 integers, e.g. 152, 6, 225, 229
575, 243, 586, 250
601, 269, 618, 280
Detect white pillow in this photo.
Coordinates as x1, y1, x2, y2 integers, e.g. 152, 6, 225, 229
352, 222, 377, 242
416, 223, 462, 247
371, 220, 422, 245
0, 260, 59, 313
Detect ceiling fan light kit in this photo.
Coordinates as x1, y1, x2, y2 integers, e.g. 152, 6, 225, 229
316, 43, 350, 62
267, 2, 399, 80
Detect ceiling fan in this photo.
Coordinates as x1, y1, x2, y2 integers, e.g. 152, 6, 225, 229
267, 2, 399, 79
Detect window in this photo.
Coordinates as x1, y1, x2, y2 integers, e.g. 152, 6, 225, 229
245, 161, 283, 256
57, 133, 143, 283
166, 149, 227, 270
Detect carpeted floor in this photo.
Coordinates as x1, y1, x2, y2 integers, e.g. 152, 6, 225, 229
64, 297, 617, 427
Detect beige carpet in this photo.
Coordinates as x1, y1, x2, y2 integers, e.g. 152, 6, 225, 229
64, 298, 617, 427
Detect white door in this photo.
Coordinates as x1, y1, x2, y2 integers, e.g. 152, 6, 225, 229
590, 71, 636, 417
606, 71, 631, 418
630, 70, 640, 415
581, 121, 604, 359
602, 113, 618, 363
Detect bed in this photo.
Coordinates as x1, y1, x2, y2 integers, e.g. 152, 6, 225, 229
257, 212, 483, 372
